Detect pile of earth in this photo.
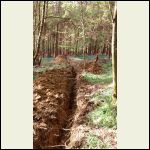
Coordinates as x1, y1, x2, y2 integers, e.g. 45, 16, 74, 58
33, 66, 76, 149
87, 61, 102, 74
52, 55, 69, 65
70, 60, 102, 74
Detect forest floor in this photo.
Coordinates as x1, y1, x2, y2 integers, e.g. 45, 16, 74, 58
33, 55, 117, 149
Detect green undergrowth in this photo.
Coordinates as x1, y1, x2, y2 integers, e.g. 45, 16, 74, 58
82, 61, 112, 84
33, 63, 70, 80
70, 54, 109, 61
87, 87, 117, 129
83, 64, 116, 148
84, 87, 117, 149
41, 57, 54, 65
84, 132, 108, 149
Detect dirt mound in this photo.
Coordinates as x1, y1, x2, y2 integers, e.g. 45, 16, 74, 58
87, 62, 102, 74
33, 66, 76, 149
52, 55, 69, 65
70, 60, 102, 74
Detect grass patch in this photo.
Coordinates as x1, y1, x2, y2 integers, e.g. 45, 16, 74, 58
90, 87, 113, 104
87, 88, 117, 129
82, 60, 112, 84
72, 55, 96, 60
41, 57, 54, 66
84, 132, 108, 149
33, 63, 70, 80
70, 54, 109, 61
88, 103, 117, 128
82, 72, 112, 84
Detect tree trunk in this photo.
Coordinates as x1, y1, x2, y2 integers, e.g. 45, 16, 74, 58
33, 2, 37, 52
33, 1, 46, 65
80, 1, 86, 69
55, 23, 59, 56
38, 1, 41, 32
75, 29, 79, 55
112, 2, 117, 101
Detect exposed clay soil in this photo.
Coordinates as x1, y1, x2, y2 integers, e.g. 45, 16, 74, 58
33, 57, 116, 149
70, 59, 102, 74
33, 66, 76, 149
52, 55, 69, 65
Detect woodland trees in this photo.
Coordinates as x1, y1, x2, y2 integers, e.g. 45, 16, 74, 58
33, 1, 114, 65
33, 1, 46, 65
33, 2, 117, 96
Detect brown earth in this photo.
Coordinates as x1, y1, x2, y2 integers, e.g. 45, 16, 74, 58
63, 72, 117, 149
33, 66, 76, 149
70, 59, 102, 74
64, 75, 102, 149
33, 58, 102, 149
52, 55, 69, 65
33, 58, 114, 149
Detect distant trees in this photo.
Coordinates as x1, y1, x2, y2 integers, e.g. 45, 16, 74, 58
33, 1, 114, 65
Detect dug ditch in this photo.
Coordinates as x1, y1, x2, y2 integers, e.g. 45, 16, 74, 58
33, 65, 77, 149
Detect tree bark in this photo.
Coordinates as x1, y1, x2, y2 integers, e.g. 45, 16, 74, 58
112, 2, 117, 100
38, 1, 41, 32
80, 1, 86, 69
33, 1, 46, 65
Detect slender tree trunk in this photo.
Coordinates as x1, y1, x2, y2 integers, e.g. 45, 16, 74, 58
55, 23, 59, 56
80, 1, 86, 69
112, 2, 117, 101
33, 2, 37, 52
75, 29, 79, 55
53, 33, 56, 57
33, 1, 46, 65
49, 35, 51, 57
38, 1, 41, 32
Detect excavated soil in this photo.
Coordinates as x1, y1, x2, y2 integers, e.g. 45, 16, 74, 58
70, 59, 102, 74
33, 66, 76, 149
64, 75, 101, 149
65, 74, 117, 149
33, 58, 109, 149
33, 59, 100, 149
52, 55, 69, 65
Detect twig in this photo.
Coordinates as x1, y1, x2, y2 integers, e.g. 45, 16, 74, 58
47, 145, 65, 148
62, 128, 71, 131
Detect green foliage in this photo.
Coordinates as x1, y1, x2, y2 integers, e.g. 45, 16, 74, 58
34, 1, 113, 55
85, 132, 108, 149
90, 87, 112, 103
41, 57, 54, 65
82, 60, 112, 84
33, 59, 70, 80
82, 72, 112, 84
88, 103, 117, 128
73, 55, 96, 60
87, 88, 117, 129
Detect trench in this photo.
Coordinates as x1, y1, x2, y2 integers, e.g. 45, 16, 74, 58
49, 67, 77, 149
33, 65, 77, 149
